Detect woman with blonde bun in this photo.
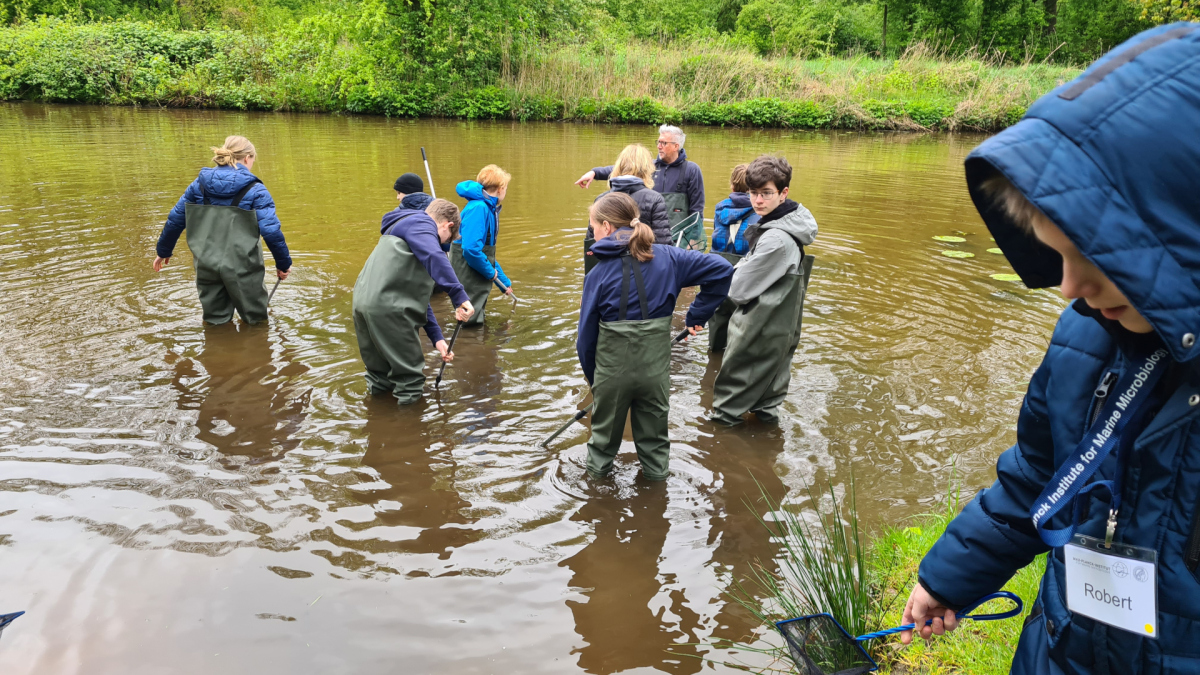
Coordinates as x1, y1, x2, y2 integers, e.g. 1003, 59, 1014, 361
154, 135, 292, 325
577, 192, 733, 480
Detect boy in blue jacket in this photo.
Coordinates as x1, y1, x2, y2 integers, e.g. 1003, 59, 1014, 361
710, 163, 759, 258
451, 165, 514, 326
902, 25, 1200, 675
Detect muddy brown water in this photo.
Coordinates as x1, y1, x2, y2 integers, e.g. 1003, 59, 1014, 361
0, 103, 1066, 674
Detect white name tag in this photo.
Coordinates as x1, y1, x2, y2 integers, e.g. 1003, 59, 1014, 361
1064, 535, 1157, 638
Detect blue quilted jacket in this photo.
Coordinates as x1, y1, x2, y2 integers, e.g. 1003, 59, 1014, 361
157, 164, 291, 271
919, 24, 1200, 674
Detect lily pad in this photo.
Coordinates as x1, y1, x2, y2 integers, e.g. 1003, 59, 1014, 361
933, 235, 966, 243
941, 250, 975, 259
987, 248, 1004, 254
990, 273, 1022, 282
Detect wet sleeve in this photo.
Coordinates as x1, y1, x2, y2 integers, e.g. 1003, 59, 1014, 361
576, 275, 602, 385
460, 208, 499, 281
422, 305, 445, 346
251, 185, 292, 272
727, 230, 788, 306
592, 165, 614, 182
409, 226, 470, 308
670, 248, 733, 327
687, 163, 705, 218
918, 341, 1058, 609
156, 179, 201, 258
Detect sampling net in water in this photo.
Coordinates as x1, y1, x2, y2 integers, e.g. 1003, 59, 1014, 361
776, 613, 876, 675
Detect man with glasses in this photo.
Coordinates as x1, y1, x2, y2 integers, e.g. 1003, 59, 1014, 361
575, 125, 706, 237
711, 155, 817, 426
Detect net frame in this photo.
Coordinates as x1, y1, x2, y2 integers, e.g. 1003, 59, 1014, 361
775, 613, 878, 675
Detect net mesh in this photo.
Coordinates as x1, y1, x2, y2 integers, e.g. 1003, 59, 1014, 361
671, 214, 707, 252
777, 614, 874, 675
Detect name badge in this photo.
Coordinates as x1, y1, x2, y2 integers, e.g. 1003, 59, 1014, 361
1064, 534, 1157, 638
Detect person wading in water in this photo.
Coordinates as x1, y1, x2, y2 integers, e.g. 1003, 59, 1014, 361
353, 199, 474, 405
154, 135, 292, 325
452, 165, 515, 327
578, 192, 732, 480
584, 144, 671, 274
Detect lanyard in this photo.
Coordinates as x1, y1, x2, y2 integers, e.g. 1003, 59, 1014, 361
1030, 348, 1170, 548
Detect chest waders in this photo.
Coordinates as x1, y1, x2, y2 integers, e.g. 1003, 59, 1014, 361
183, 181, 269, 325
707, 251, 742, 353
450, 242, 495, 326
352, 236, 436, 404
587, 256, 673, 481
712, 254, 814, 425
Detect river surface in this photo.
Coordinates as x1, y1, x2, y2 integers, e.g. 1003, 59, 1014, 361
0, 103, 1065, 674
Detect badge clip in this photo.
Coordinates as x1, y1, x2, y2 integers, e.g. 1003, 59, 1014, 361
1104, 508, 1118, 549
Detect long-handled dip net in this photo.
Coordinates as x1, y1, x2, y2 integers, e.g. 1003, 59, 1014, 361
774, 591, 1023, 674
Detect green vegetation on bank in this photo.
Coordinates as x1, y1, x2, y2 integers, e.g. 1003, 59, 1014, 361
0, 0, 1189, 128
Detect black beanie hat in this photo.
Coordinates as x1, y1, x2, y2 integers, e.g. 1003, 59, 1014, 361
393, 173, 424, 194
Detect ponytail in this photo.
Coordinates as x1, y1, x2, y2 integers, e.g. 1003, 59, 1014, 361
590, 192, 656, 263
211, 135, 256, 167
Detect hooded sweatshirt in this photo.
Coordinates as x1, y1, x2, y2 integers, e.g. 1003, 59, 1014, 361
398, 192, 433, 212
726, 199, 818, 306
592, 148, 706, 218
453, 180, 511, 288
712, 192, 760, 256
577, 233, 733, 383
593, 176, 672, 244
158, 164, 291, 271
379, 209, 470, 346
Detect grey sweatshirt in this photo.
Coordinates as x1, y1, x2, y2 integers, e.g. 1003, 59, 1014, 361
727, 203, 818, 306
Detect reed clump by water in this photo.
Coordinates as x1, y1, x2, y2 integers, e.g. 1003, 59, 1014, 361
719, 482, 1043, 674
0, 18, 1080, 130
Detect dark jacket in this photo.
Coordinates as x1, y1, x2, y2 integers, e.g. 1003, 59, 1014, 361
591, 176, 671, 245
398, 192, 433, 211
380, 209, 469, 346
158, 165, 291, 271
577, 231, 733, 383
593, 148, 705, 218
919, 24, 1200, 674
453, 180, 511, 287
711, 192, 759, 256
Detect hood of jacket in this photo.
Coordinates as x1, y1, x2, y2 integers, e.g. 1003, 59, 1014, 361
759, 201, 817, 247
198, 165, 260, 197
656, 148, 688, 170
728, 192, 752, 209
455, 180, 499, 209
590, 229, 638, 259
966, 23, 1200, 362
609, 175, 648, 194
399, 192, 433, 211
380, 207, 430, 236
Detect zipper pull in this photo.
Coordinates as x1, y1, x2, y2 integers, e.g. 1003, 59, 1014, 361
1095, 372, 1117, 398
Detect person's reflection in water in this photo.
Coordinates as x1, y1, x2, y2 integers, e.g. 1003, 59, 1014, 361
561, 481, 703, 674
696, 354, 789, 646
172, 322, 310, 467
358, 398, 481, 561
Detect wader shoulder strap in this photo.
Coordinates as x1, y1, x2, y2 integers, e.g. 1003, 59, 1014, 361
618, 255, 651, 321
197, 180, 262, 210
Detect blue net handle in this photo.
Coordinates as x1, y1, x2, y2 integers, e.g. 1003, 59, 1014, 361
854, 591, 1023, 641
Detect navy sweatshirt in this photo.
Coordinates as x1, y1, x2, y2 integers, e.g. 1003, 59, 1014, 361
577, 230, 733, 383
381, 209, 470, 346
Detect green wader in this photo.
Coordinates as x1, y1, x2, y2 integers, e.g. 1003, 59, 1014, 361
450, 242, 495, 327
183, 181, 269, 325
712, 255, 815, 425
352, 236, 435, 404
587, 256, 673, 481
708, 251, 742, 353
664, 193, 707, 252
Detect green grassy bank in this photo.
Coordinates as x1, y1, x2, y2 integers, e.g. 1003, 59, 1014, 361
0, 18, 1081, 130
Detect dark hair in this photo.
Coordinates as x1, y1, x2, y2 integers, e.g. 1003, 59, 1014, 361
590, 192, 655, 262
426, 198, 462, 239
729, 163, 749, 193
745, 155, 792, 191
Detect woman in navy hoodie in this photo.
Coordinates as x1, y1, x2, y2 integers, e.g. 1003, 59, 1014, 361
154, 136, 292, 325
577, 192, 733, 480
353, 199, 474, 404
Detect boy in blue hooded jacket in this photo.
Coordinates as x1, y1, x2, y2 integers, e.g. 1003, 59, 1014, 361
710, 163, 759, 258
901, 25, 1200, 674
451, 165, 514, 327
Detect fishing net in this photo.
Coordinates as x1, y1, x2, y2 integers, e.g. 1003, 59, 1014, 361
776, 614, 876, 675
671, 213, 707, 252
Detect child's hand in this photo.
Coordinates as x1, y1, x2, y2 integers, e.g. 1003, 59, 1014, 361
687, 325, 703, 337
901, 583, 959, 644
456, 301, 475, 322
277, 269, 290, 280
153, 256, 170, 272
435, 340, 453, 363
574, 171, 596, 189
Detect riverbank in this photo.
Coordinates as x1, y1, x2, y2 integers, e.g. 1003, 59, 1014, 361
0, 18, 1081, 131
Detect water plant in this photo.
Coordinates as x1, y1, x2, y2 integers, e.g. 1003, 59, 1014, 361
932, 235, 966, 242
942, 250, 975, 258
990, 273, 1022, 281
